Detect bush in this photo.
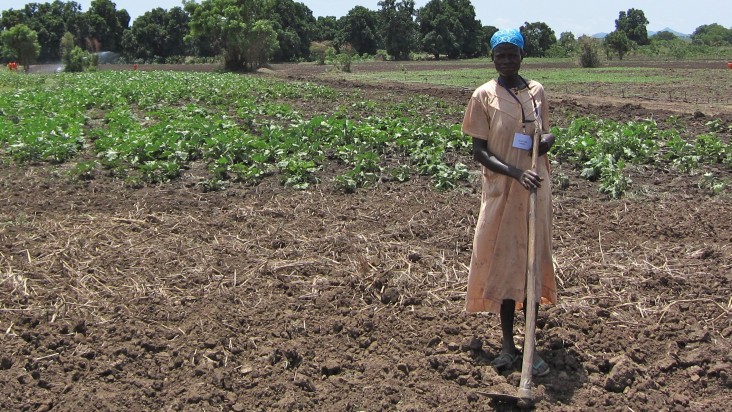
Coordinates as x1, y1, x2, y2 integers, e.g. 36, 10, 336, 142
579, 43, 601, 68
165, 55, 186, 64
545, 43, 571, 58
333, 53, 352, 72
64, 46, 97, 72
331, 44, 354, 73
374, 49, 388, 61
309, 41, 332, 65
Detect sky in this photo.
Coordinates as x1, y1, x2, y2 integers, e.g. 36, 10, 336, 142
2, 0, 730, 36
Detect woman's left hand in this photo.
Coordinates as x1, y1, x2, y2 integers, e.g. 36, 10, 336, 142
518, 169, 543, 190
538, 133, 555, 156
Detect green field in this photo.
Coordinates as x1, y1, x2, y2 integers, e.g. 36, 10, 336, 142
0, 68, 730, 197
0, 70, 469, 191
351, 65, 677, 88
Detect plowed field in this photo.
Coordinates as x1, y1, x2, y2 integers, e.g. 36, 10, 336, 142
2, 60, 731, 411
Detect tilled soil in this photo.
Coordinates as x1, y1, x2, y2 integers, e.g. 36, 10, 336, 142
2, 61, 731, 411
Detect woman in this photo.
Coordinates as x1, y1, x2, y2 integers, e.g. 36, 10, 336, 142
461, 28, 556, 377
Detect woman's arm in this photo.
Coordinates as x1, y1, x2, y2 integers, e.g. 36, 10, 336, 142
472, 137, 543, 189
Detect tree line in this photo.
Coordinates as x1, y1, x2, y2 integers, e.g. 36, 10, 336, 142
1, 0, 730, 71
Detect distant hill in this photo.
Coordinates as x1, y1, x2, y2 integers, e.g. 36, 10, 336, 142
649, 28, 691, 38
591, 28, 690, 39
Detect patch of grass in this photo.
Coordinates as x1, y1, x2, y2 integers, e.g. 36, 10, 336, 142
350, 66, 675, 88
525, 67, 673, 84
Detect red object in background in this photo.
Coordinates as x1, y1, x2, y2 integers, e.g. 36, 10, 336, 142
7, 62, 18, 71
133, 64, 138, 71
727, 62, 732, 69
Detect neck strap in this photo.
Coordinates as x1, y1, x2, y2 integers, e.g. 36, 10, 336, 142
497, 76, 538, 125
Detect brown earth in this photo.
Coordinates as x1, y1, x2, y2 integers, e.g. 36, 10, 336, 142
2, 60, 731, 411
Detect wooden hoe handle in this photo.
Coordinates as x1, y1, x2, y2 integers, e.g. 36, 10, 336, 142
518, 130, 541, 401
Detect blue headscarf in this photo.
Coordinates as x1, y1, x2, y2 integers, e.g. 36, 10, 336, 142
490, 28, 524, 50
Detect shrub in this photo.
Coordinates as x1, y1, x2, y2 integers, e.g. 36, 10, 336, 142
374, 49, 388, 61
64, 46, 97, 72
309, 41, 331, 65
579, 43, 601, 68
545, 43, 571, 58
331, 44, 354, 73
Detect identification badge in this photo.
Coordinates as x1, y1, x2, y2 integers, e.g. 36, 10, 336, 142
512, 133, 532, 151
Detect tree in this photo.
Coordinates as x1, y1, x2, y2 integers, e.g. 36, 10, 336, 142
60, 31, 75, 58
578, 35, 601, 68
651, 31, 677, 42
20, 2, 66, 62
85, 0, 129, 51
313, 16, 338, 42
309, 41, 332, 64
691, 23, 732, 46
480, 25, 498, 56
418, 0, 456, 59
1, 24, 41, 70
164, 7, 192, 57
246, 20, 279, 68
417, 0, 482, 59
379, 0, 417, 60
266, 0, 316, 62
446, 0, 482, 57
122, 7, 191, 62
187, 0, 278, 71
62, 1, 90, 50
545, 31, 576, 58
558, 32, 576, 54
182, 1, 218, 57
338, 6, 380, 56
521, 21, 556, 57
0, 1, 86, 62
604, 30, 632, 60
0, 8, 25, 30
615, 8, 649, 46
544, 32, 577, 57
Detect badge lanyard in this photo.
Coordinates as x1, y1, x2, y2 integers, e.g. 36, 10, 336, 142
498, 76, 540, 134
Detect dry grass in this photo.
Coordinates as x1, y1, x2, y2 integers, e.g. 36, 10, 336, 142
2, 185, 729, 343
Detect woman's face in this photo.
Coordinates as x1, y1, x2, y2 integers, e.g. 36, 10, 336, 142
493, 43, 522, 77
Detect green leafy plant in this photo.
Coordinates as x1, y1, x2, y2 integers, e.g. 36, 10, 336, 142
598, 158, 632, 199
0, 70, 529, 194
553, 115, 730, 197
389, 165, 411, 182
698, 172, 726, 195
200, 178, 228, 192
705, 119, 724, 133
435, 163, 469, 190
278, 158, 319, 189
67, 160, 97, 180
694, 133, 726, 164
139, 160, 181, 183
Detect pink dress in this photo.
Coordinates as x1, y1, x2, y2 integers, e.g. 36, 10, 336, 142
461, 79, 557, 314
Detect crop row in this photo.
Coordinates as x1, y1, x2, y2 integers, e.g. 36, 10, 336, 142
0, 71, 729, 197
552, 116, 732, 197
0, 70, 469, 191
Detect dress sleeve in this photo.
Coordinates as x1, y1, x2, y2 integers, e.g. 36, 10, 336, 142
539, 86, 550, 132
461, 93, 490, 140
